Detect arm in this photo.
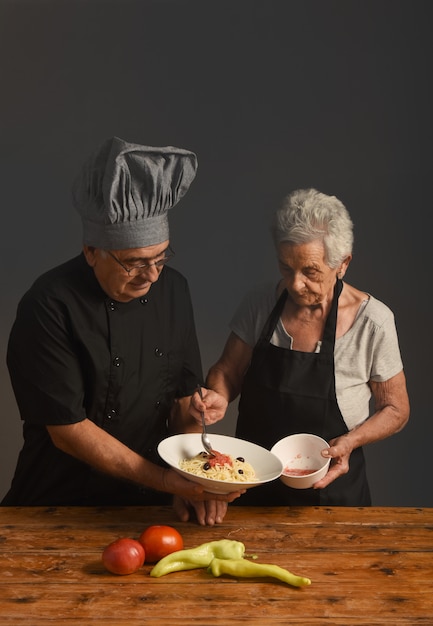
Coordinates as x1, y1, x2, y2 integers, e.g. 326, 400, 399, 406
314, 370, 410, 489
189, 332, 253, 425
207, 332, 253, 403
46, 419, 243, 504
176, 333, 253, 525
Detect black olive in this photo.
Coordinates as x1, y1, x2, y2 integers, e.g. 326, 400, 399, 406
238, 469, 244, 474
203, 462, 211, 471
236, 456, 245, 462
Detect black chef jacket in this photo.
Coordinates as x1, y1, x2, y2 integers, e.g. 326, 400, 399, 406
3, 253, 203, 506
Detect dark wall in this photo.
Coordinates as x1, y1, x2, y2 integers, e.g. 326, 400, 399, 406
1, 0, 431, 505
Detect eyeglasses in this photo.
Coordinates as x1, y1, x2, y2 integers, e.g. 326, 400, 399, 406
106, 246, 175, 276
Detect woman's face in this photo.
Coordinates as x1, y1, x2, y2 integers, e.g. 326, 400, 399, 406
277, 240, 349, 307
83, 240, 171, 303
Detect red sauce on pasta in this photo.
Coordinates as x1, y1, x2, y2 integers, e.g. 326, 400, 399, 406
208, 451, 233, 468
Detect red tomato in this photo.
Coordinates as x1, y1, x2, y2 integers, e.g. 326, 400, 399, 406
138, 525, 184, 563
102, 537, 145, 575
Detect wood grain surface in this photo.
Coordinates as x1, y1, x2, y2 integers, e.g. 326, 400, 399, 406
0, 506, 432, 624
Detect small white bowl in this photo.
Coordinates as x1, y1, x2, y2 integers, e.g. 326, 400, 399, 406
271, 433, 330, 489
158, 433, 283, 494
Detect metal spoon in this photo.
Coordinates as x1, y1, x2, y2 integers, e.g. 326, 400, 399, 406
196, 384, 215, 457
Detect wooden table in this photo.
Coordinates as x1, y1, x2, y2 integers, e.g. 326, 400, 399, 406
0, 506, 432, 624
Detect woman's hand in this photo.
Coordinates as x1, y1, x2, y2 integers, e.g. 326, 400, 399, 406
189, 387, 228, 425
312, 434, 353, 489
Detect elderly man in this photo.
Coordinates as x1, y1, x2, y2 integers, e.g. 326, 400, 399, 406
3, 137, 242, 524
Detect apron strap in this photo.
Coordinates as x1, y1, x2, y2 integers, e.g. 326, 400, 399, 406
321, 278, 343, 354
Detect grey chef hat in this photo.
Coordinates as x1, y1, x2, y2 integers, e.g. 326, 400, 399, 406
72, 136, 198, 249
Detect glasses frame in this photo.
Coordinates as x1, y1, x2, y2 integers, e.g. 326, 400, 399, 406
106, 245, 175, 276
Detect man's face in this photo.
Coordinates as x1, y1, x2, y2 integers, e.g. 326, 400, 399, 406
83, 240, 171, 302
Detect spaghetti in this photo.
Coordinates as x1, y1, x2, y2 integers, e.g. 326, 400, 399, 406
179, 450, 257, 483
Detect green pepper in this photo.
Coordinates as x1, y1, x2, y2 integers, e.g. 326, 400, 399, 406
150, 539, 245, 577
208, 557, 311, 587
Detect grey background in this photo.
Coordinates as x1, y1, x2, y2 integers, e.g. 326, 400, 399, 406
1, 0, 431, 506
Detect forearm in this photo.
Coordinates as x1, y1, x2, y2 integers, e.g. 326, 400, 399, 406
47, 419, 169, 493
206, 364, 241, 403
343, 372, 410, 450
205, 333, 252, 403
343, 405, 409, 451
315, 392, 409, 490
46, 416, 245, 510
317, 368, 409, 488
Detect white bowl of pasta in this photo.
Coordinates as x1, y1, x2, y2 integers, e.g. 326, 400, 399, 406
157, 433, 283, 494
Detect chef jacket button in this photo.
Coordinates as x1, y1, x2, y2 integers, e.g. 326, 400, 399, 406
113, 356, 121, 367
155, 400, 161, 408
108, 301, 117, 311
107, 409, 116, 420
140, 297, 148, 305
154, 348, 164, 357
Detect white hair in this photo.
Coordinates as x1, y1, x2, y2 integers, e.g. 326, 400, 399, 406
271, 188, 354, 268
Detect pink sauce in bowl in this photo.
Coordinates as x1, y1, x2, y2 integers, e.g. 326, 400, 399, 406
283, 467, 319, 477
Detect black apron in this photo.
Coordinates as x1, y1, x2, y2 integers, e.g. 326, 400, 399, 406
235, 279, 371, 506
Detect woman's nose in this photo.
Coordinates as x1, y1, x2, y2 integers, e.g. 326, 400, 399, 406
287, 272, 305, 290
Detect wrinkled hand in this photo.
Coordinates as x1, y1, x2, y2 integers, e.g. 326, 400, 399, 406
313, 434, 354, 489
173, 496, 232, 526
189, 387, 228, 425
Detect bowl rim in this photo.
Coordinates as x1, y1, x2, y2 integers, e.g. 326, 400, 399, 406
271, 432, 330, 480
271, 432, 330, 448
158, 432, 283, 488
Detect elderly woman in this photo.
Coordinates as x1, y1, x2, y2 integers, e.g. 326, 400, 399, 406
190, 188, 409, 510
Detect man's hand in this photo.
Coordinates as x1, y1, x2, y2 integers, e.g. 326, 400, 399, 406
173, 495, 232, 526
162, 466, 244, 503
